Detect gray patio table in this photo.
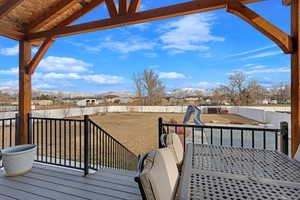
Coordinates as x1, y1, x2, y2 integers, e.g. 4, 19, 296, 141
177, 144, 300, 200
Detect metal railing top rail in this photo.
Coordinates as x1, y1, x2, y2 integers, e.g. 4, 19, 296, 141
30, 116, 84, 122
161, 122, 281, 132
89, 119, 137, 158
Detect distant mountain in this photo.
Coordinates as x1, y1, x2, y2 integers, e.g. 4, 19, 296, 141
0, 87, 92, 99
0, 87, 212, 99
167, 88, 211, 98
0, 87, 136, 99
97, 92, 135, 98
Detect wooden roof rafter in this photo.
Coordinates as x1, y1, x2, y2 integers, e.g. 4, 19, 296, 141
26, 37, 56, 75
128, 0, 141, 15
26, 0, 264, 42
227, 0, 293, 53
54, 0, 106, 28
0, 0, 24, 19
105, 0, 118, 17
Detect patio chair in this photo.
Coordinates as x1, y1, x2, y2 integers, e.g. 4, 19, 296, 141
295, 145, 300, 161
166, 133, 184, 168
135, 148, 179, 200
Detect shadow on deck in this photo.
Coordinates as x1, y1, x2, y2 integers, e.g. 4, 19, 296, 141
0, 163, 141, 200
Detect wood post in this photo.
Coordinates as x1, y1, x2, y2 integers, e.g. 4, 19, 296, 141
291, 0, 300, 157
19, 40, 32, 145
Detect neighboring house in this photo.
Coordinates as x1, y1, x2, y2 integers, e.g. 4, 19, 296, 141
77, 99, 98, 106
271, 99, 278, 104
205, 99, 212, 105
262, 99, 269, 105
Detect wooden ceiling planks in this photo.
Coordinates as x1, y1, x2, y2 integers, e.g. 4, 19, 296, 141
0, 0, 24, 19
25, 0, 80, 33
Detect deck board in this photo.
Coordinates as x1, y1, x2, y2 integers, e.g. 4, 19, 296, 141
0, 163, 141, 200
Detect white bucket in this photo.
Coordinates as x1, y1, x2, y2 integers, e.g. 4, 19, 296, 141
1, 144, 37, 176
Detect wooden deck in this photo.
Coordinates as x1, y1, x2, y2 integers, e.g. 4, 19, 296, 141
0, 163, 141, 200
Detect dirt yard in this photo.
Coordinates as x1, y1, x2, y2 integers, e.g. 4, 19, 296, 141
87, 113, 260, 155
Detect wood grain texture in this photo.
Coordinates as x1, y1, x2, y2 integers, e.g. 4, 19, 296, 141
19, 40, 32, 145
291, 0, 300, 157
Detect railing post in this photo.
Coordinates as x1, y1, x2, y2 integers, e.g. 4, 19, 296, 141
28, 113, 32, 144
15, 113, 20, 145
280, 121, 289, 155
84, 115, 90, 176
158, 118, 163, 148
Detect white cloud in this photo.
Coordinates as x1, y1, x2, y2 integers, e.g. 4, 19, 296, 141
102, 38, 156, 54
159, 72, 186, 79
0, 45, 38, 56
229, 67, 290, 75
191, 81, 221, 89
249, 65, 267, 70
34, 83, 55, 89
0, 80, 18, 87
245, 67, 290, 74
42, 72, 123, 84
83, 74, 123, 84
39, 56, 92, 72
144, 52, 158, 58
0, 67, 18, 75
0, 45, 19, 56
159, 13, 224, 53
76, 36, 156, 54
43, 73, 81, 80
243, 51, 282, 60
227, 45, 276, 58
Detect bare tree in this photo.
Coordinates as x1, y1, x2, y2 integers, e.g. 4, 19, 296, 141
219, 72, 246, 105
211, 89, 226, 105
133, 70, 165, 105
133, 73, 144, 105
242, 80, 265, 105
219, 72, 266, 105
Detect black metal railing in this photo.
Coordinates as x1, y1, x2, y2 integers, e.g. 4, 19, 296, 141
0, 115, 18, 149
28, 114, 138, 174
29, 115, 85, 170
89, 118, 138, 172
159, 118, 289, 155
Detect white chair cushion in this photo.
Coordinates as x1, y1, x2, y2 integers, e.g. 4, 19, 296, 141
140, 148, 179, 200
166, 133, 184, 166
295, 145, 300, 162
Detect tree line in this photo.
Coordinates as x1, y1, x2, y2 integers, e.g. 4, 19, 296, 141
132, 70, 290, 106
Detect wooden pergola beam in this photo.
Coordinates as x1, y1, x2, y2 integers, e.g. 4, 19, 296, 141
25, 0, 79, 33
0, 0, 23, 19
105, 0, 118, 17
119, 0, 129, 16
291, 0, 300, 157
227, 0, 293, 54
0, 26, 24, 40
26, 0, 263, 41
26, 38, 55, 75
128, 0, 141, 15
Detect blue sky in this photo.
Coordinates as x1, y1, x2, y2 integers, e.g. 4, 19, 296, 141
0, 0, 291, 94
